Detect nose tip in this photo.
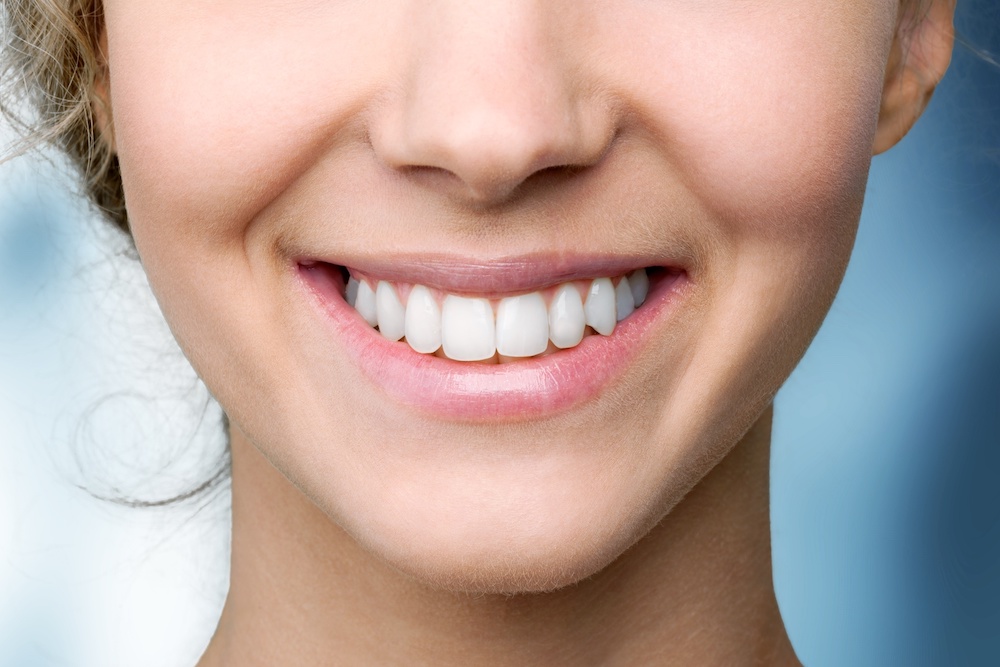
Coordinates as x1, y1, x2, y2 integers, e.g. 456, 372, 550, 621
368, 5, 616, 207
376, 100, 611, 205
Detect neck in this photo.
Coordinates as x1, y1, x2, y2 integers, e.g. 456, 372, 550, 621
200, 407, 798, 666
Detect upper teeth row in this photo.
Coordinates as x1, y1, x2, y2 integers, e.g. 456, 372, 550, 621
346, 269, 649, 361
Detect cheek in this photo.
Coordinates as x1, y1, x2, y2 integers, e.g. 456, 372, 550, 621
609, 2, 893, 250
104, 2, 394, 251
594, 4, 897, 448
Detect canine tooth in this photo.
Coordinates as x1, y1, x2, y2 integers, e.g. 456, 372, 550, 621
548, 284, 585, 349
496, 292, 549, 357
629, 269, 649, 307
346, 277, 360, 307
376, 281, 405, 341
404, 285, 441, 353
355, 280, 378, 327
584, 278, 616, 336
442, 296, 495, 361
616, 277, 635, 322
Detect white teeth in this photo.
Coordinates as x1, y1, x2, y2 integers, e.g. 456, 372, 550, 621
442, 295, 496, 361
496, 292, 549, 358
376, 281, 405, 341
346, 277, 360, 307
615, 276, 635, 322
404, 285, 442, 353
355, 280, 378, 327
548, 284, 585, 349
584, 277, 616, 336
348, 268, 652, 360
629, 269, 649, 308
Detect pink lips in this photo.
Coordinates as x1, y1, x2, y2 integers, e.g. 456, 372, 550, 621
296, 260, 686, 422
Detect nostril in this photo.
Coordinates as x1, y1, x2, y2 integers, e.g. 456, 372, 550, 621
397, 163, 534, 206
366, 52, 620, 209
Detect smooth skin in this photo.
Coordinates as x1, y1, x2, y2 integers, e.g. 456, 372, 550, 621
91, 0, 955, 664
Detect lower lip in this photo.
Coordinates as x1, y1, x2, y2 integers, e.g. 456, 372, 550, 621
296, 265, 686, 422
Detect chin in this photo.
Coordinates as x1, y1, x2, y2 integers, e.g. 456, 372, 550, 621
314, 448, 676, 596
371, 520, 645, 596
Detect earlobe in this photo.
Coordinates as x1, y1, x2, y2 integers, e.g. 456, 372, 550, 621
91, 26, 116, 155
873, 0, 956, 155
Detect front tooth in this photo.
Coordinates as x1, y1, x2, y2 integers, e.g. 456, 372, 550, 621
496, 292, 549, 357
355, 280, 378, 327
548, 284, 585, 349
346, 277, 360, 307
442, 295, 495, 361
616, 277, 635, 322
629, 269, 649, 307
376, 281, 405, 341
404, 285, 441, 353
584, 277, 616, 336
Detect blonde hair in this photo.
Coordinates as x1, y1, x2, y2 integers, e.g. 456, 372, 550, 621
1, 0, 125, 234
2, 0, 935, 240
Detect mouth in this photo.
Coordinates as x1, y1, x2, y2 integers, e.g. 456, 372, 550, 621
295, 256, 687, 421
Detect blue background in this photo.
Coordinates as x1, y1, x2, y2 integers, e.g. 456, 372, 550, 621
773, 2, 1000, 663
1, 3, 998, 665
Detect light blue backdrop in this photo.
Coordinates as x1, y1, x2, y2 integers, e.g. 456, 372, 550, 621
1, 3, 998, 666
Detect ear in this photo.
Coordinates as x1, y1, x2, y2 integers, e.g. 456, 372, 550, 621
90, 23, 116, 154
873, 0, 957, 155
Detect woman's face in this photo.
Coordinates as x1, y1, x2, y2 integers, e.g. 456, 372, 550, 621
102, 0, 899, 592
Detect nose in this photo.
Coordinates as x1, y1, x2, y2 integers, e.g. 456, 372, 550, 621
369, 1, 617, 206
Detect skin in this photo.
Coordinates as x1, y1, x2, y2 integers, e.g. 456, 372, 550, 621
92, 0, 955, 664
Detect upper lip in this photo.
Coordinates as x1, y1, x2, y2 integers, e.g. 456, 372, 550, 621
298, 253, 684, 297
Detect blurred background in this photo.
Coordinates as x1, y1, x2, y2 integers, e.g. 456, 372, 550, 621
1, 3, 998, 666
773, 4, 1000, 664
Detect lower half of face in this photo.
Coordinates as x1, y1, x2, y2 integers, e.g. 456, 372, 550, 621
105, 0, 896, 592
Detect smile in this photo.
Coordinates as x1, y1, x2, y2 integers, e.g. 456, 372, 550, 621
345, 269, 651, 362
296, 257, 687, 421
